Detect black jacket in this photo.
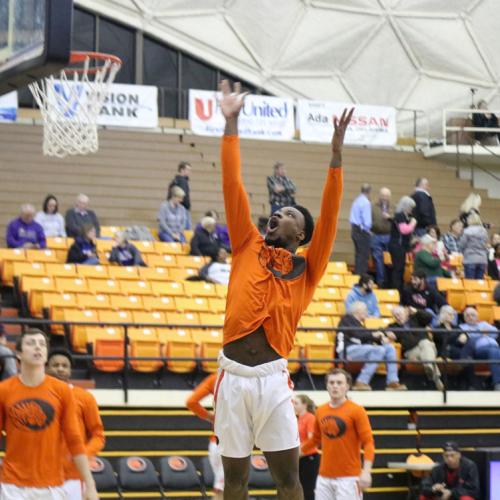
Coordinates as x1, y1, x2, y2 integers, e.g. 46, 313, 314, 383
401, 284, 447, 313
488, 258, 500, 280
108, 243, 146, 267
411, 190, 436, 229
337, 314, 380, 354
189, 228, 221, 257
388, 310, 434, 352
169, 175, 190, 210
494, 283, 500, 306
473, 111, 499, 141
65, 208, 101, 238
420, 456, 480, 499
66, 237, 97, 264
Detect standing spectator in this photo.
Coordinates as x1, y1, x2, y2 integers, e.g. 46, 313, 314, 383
267, 161, 297, 215
371, 187, 393, 286
459, 193, 481, 228
337, 301, 406, 391
472, 99, 499, 146
169, 161, 192, 227
414, 235, 451, 283
389, 196, 417, 291
6, 204, 46, 249
65, 194, 101, 238
411, 178, 437, 235
67, 225, 99, 265
488, 243, 500, 279
108, 232, 146, 267
35, 194, 66, 238
158, 186, 189, 243
196, 210, 230, 250
420, 441, 480, 500
190, 216, 225, 257
460, 212, 489, 279
199, 248, 231, 285
301, 369, 375, 500
344, 274, 381, 318
349, 183, 372, 275
293, 395, 319, 500
442, 219, 464, 254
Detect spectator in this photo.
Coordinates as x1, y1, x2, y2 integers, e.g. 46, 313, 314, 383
267, 161, 297, 215
414, 235, 451, 283
0, 324, 18, 380
460, 212, 488, 279
337, 301, 406, 391
108, 232, 146, 267
168, 161, 192, 213
411, 178, 437, 235
371, 187, 393, 286
349, 183, 372, 275
35, 194, 66, 238
488, 243, 500, 279
190, 216, 225, 257
472, 99, 499, 146
389, 196, 417, 291
195, 210, 230, 250
345, 274, 380, 318
402, 271, 447, 315
386, 307, 443, 390
459, 193, 481, 229
199, 247, 231, 285
426, 225, 448, 263
442, 219, 464, 254
495, 282, 500, 306
6, 204, 46, 249
158, 186, 189, 243
65, 193, 101, 238
459, 307, 500, 390
67, 224, 99, 265
420, 441, 480, 500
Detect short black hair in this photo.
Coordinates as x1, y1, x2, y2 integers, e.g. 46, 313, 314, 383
47, 348, 73, 367
412, 270, 427, 280
358, 274, 373, 286
178, 161, 191, 172
42, 194, 59, 214
293, 205, 314, 245
16, 328, 49, 352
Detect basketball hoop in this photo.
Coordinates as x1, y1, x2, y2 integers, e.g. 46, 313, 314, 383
28, 51, 122, 158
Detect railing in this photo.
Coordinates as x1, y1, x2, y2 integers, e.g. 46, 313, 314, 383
442, 108, 500, 147
2, 317, 498, 404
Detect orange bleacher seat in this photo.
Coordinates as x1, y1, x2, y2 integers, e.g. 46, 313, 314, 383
494, 306, 500, 322
183, 282, 216, 298
87, 278, 121, 295
151, 281, 184, 297
343, 275, 360, 288
110, 295, 144, 311
336, 302, 346, 316
55, 277, 88, 294
133, 241, 157, 254
215, 284, 228, 298
340, 288, 351, 300
26, 249, 58, 263
45, 263, 78, 278
199, 313, 225, 327
144, 254, 177, 268
379, 303, 396, 317
98, 310, 133, 326
365, 317, 392, 330
142, 296, 176, 312
76, 264, 109, 279
476, 304, 494, 324
96, 240, 114, 253
314, 287, 342, 302
155, 242, 183, 255
119, 279, 152, 296
320, 273, 344, 288
108, 266, 139, 280
91, 336, 125, 373
296, 331, 335, 375
128, 327, 158, 341
193, 328, 222, 373
183, 229, 194, 242
65, 309, 98, 352
287, 343, 302, 374
374, 289, 400, 303
447, 290, 467, 313
383, 251, 392, 266
305, 301, 337, 316
326, 262, 348, 274
1, 248, 26, 285
300, 315, 332, 329
490, 280, 499, 292
159, 328, 196, 373
208, 298, 226, 313
86, 326, 125, 345
130, 339, 163, 372
12, 262, 46, 285
21, 276, 54, 316
100, 226, 124, 238
465, 291, 495, 306
133, 311, 166, 326
176, 297, 210, 313
463, 279, 490, 292
437, 278, 463, 292
169, 268, 198, 281
77, 294, 111, 310
176, 255, 208, 269
449, 253, 463, 267
46, 237, 72, 250
40, 292, 75, 319
137, 267, 170, 281
166, 312, 200, 327
50, 305, 79, 335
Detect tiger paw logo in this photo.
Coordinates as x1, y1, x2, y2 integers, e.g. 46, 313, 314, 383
321, 415, 346, 439
10, 399, 55, 431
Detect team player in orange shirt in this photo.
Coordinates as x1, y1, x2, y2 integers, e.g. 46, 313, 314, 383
186, 373, 223, 500
0, 329, 98, 500
302, 368, 375, 500
46, 348, 105, 500
214, 79, 353, 500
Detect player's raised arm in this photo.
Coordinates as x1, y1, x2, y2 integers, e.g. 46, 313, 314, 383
306, 108, 354, 285
219, 80, 259, 253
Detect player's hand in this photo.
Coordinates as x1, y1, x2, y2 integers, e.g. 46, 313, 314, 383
332, 107, 354, 153
359, 469, 372, 490
219, 80, 249, 120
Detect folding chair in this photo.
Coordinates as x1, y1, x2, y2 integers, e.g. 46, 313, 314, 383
193, 328, 222, 373
117, 456, 162, 494
90, 334, 125, 373
90, 457, 120, 494
159, 456, 202, 493
296, 332, 335, 375
159, 329, 197, 373
130, 339, 163, 373
248, 455, 275, 489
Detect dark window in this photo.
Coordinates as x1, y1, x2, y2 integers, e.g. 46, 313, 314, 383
181, 54, 216, 91
72, 8, 95, 52
98, 17, 135, 83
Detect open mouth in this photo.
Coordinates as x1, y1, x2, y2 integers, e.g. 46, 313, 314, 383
267, 217, 279, 234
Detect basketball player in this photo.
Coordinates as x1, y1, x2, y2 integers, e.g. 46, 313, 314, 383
186, 373, 223, 499
46, 348, 105, 500
214, 79, 353, 499
0, 329, 98, 500
301, 368, 375, 500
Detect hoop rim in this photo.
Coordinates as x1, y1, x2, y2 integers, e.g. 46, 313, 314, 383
66, 51, 122, 74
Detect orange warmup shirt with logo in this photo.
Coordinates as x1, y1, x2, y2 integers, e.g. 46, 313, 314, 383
298, 412, 318, 456
221, 136, 343, 357
64, 385, 105, 481
302, 400, 375, 478
0, 375, 85, 488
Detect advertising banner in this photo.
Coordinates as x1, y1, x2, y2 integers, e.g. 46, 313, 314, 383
0, 91, 17, 122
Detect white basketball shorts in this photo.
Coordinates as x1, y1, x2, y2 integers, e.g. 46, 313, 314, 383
208, 440, 224, 491
214, 351, 299, 458
315, 476, 363, 500
63, 479, 83, 500
0, 483, 67, 500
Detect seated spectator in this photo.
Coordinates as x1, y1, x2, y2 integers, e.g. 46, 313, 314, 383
386, 306, 443, 390
35, 194, 66, 238
442, 219, 464, 255
344, 274, 380, 318
401, 271, 447, 315
6, 204, 46, 249
459, 307, 500, 390
0, 324, 18, 380
199, 248, 231, 285
472, 99, 499, 146
488, 243, 500, 279
168, 161, 192, 227
460, 212, 488, 279
65, 193, 101, 238
108, 232, 146, 267
158, 186, 189, 243
190, 216, 226, 257
459, 193, 482, 229
414, 235, 451, 283
195, 210, 230, 250
67, 224, 99, 265
420, 441, 480, 500
495, 282, 500, 306
337, 301, 406, 391
426, 225, 448, 263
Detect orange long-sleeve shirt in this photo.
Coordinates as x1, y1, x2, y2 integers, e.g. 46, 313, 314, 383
186, 373, 217, 442
64, 385, 105, 481
0, 375, 85, 488
221, 136, 343, 357
302, 400, 375, 478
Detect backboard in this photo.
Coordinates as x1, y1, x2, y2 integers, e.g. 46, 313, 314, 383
0, 0, 73, 96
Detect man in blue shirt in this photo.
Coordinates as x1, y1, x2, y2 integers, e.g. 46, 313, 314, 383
6, 204, 46, 249
345, 274, 380, 317
349, 184, 372, 274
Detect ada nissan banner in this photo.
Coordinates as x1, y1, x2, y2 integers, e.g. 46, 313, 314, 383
189, 89, 294, 141
298, 99, 397, 146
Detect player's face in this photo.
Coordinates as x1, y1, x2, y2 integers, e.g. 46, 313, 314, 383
293, 398, 306, 416
46, 354, 71, 382
326, 373, 349, 400
264, 207, 305, 249
19, 334, 48, 366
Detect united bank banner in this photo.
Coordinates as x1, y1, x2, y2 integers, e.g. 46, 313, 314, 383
189, 89, 295, 141
0, 91, 17, 122
297, 99, 397, 146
